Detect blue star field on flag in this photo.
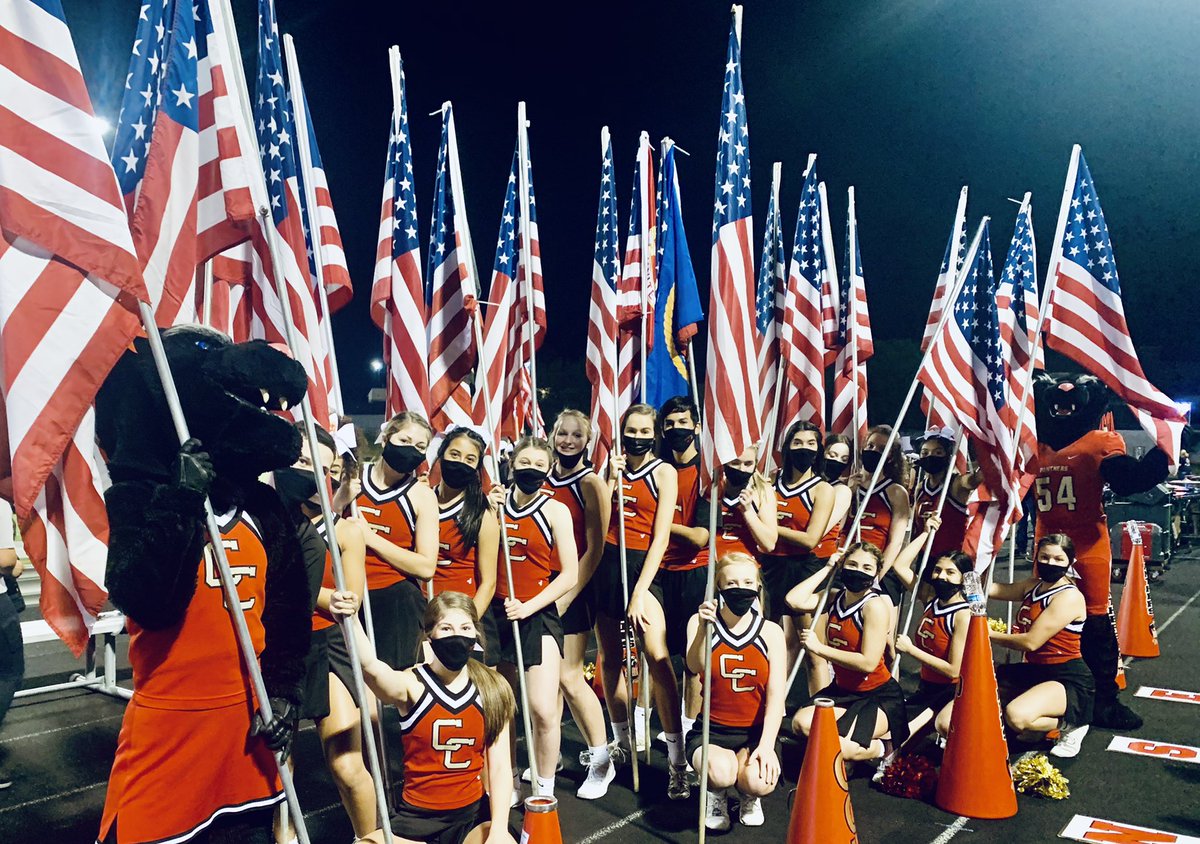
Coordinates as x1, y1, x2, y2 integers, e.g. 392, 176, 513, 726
1061, 155, 1119, 293
712, 25, 750, 240
954, 222, 1006, 407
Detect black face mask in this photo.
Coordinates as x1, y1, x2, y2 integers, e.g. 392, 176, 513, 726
1038, 563, 1069, 583
788, 447, 819, 474
918, 454, 950, 476
822, 459, 850, 481
720, 587, 758, 617
621, 435, 655, 456
860, 450, 883, 473
429, 634, 476, 672
274, 467, 317, 512
663, 428, 696, 454
841, 569, 875, 593
512, 468, 549, 494
931, 579, 961, 602
723, 466, 753, 489
554, 449, 585, 470
382, 442, 424, 475
439, 459, 477, 490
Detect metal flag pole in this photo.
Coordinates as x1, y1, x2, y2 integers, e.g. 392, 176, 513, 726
892, 430, 964, 675
283, 34, 344, 419
784, 217, 989, 696
136, 303, 312, 844
515, 102, 542, 432
637, 130, 652, 405
611, 398, 641, 792
847, 186, 862, 497
696, 478, 721, 844
201, 260, 215, 328
758, 161, 785, 474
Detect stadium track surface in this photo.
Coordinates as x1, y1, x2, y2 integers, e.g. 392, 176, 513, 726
2, 545, 1198, 843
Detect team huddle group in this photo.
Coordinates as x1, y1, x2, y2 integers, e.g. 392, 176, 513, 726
244, 392, 1100, 844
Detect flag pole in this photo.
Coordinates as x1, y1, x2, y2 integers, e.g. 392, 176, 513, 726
516, 102, 541, 430
283, 35, 344, 419
610, 397, 640, 792
696, 478, 720, 844
201, 260, 214, 328
847, 186, 862, 483
637, 131, 651, 405
759, 162, 785, 474
785, 217, 989, 695
686, 339, 701, 405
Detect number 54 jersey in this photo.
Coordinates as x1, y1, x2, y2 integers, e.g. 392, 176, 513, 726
399, 663, 486, 811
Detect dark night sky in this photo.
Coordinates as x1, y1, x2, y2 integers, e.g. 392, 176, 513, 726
65, 0, 1200, 417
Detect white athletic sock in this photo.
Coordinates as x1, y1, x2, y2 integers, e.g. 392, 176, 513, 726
682, 715, 696, 735
612, 721, 631, 747
634, 705, 648, 732
535, 775, 555, 796
588, 744, 611, 768
664, 731, 685, 766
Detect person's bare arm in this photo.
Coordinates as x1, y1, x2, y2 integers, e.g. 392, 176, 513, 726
506, 500, 578, 618
802, 595, 888, 672
879, 484, 911, 569
777, 482, 835, 551
351, 483, 439, 579
991, 588, 1086, 653
473, 513, 499, 618
557, 474, 608, 611
740, 488, 778, 553
786, 556, 837, 613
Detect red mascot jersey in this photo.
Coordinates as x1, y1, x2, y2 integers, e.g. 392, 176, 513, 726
99, 510, 282, 843
1034, 430, 1125, 614
1013, 582, 1085, 665
399, 663, 487, 811
705, 611, 770, 729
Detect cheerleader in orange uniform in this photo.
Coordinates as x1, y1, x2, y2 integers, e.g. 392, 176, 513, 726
332, 591, 517, 844
789, 543, 908, 761
911, 428, 979, 562
851, 425, 911, 606
712, 447, 778, 563
989, 534, 1095, 758
813, 434, 853, 563
685, 553, 785, 831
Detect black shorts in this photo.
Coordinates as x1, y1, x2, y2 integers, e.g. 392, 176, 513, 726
476, 603, 501, 667
997, 657, 1095, 727
654, 566, 709, 653
368, 578, 427, 671
875, 569, 905, 605
300, 625, 332, 721
325, 622, 364, 708
813, 677, 909, 748
390, 796, 490, 844
761, 553, 817, 622
685, 720, 763, 763
490, 599, 564, 668
903, 678, 956, 719
594, 543, 650, 619
560, 579, 597, 636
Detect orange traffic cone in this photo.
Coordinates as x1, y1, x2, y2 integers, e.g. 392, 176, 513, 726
935, 613, 1018, 819
521, 795, 563, 844
1117, 541, 1160, 658
786, 698, 857, 844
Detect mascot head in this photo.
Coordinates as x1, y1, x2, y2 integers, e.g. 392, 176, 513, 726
1032, 371, 1113, 451
96, 326, 307, 503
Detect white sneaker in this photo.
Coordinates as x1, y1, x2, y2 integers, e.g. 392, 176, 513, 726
871, 750, 898, 784
520, 752, 564, 782
607, 739, 633, 766
705, 789, 731, 831
575, 758, 616, 800
738, 794, 765, 827
1050, 723, 1090, 759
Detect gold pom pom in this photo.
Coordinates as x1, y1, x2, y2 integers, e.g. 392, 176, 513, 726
1011, 753, 1070, 800
989, 617, 1009, 633
583, 662, 596, 682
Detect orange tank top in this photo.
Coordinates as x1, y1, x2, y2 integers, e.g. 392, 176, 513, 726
814, 481, 846, 558
399, 663, 487, 810
606, 459, 663, 552
714, 489, 762, 561
357, 469, 418, 591
1014, 582, 1085, 665
705, 611, 771, 728
915, 598, 969, 684
128, 510, 268, 708
662, 460, 707, 571
826, 589, 892, 692
542, 465, 593, 570
497, 493, 556, 601
914, 476, 969, 560
856, 479, 898, 550
769, 474, 823, 557
434, 497, 479, 598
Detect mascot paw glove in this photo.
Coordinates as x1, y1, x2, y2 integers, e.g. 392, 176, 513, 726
176, 438, 215, 496
251, 697, 299, 761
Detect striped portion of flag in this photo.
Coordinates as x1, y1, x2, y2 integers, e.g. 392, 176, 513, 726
208, 248, 253, 341
616, 132, 655, 408
0, 0, 148, 654
1043, 146, 1185, 466
701, 10, 760, 483
585, 129, 620, 467
830, 188, 872, 442
754, 164, 784, 444
996, 196, 1040, 474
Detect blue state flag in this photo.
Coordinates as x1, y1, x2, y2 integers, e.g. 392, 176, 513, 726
645, 141, 704, 409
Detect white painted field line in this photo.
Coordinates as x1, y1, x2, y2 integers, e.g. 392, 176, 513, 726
0, 781, 106, 815
927, 751, 1038, 843
576, 809, 647, 844
0, 714, 124, 744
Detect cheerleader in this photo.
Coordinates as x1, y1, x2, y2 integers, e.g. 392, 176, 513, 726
851, 425, 912, 607
430, 429, 500, 661
685, 553, 785, 831
788, 543, 908, 762
989, 534, 1095, 758
813, 434, 853, 563
349, 412, 439, 671
712, 448, 778, 562
593, 404, 690, 799
911, 428, 979, 561
543, 410, 614, 799
491, 437, 579, 798
332, 591, 517, 844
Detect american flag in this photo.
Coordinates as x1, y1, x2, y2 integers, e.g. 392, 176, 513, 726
920, 187, 968, 438
829, 188, 872, 443
996, 196, 1040, 474
208, 248, 254, 341
778, 159, 832, 433
585, 128, 620, 467
1043, 146, 1185, 465
755, 163, 784, 450
426, 102, 478, 430
616, 132, 655, 408
0, 0, 148, 654
918, 220, 1021, 572
701, 7, 760, 484
510, 116, 546, 434
370, 49, 428, 419
111, 0, 254, 329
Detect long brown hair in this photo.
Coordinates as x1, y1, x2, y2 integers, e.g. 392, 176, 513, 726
418, 592, 516, 747
864, 424, 909, 485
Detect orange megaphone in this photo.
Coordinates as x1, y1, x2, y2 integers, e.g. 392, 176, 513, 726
521, 795, 563, 844
935, 613, 1018, 819
1117, 539, 1160, 658
786, 698, 857, 843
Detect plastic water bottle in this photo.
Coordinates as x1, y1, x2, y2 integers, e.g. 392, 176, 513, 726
962, 570, 987, 616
